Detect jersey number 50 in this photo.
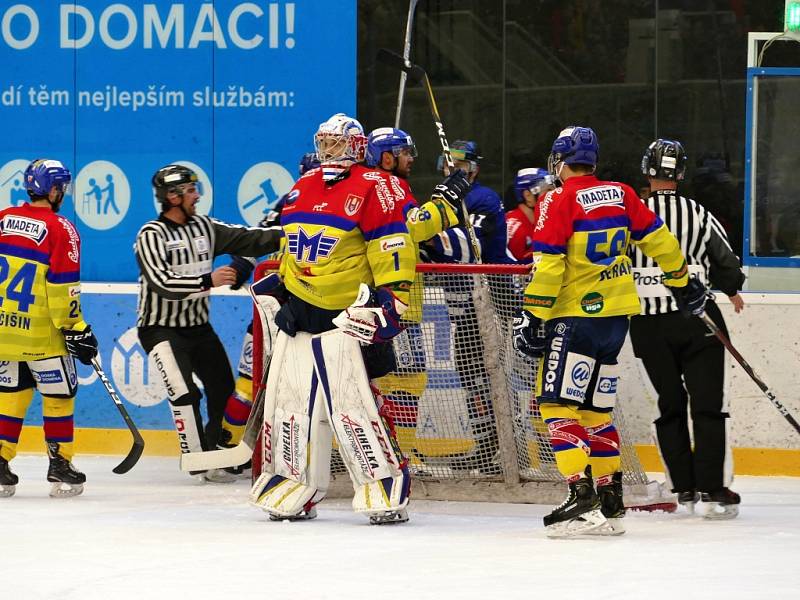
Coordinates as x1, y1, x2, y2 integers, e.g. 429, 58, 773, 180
585, 229, 627, 265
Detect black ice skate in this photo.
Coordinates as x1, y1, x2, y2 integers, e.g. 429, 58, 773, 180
543, 477, 608, 538
368, 508, 409, 525
0, 456, 19, 498
701, 488, 740, 520
677, 490, 701, 514
586, 472, 626, 536
46, 442, 85, 498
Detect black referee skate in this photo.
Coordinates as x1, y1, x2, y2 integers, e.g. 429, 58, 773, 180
544, 477, 608, 538
701, 488, 740, 520
677, 490, 701, 514
46, 442, 85, 498
0, 456, 18, 498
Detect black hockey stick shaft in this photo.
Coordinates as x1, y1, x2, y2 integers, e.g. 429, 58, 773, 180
701, 314, 800, 436
377, 47, 482, 263
91, 358, 145, 473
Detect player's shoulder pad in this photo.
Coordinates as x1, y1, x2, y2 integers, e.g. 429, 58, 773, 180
466, 182, 502, 209
55, 215, 80, 240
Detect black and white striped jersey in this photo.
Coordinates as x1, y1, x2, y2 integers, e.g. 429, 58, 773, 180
630, 189, 744, 315
135, 214, 280, 328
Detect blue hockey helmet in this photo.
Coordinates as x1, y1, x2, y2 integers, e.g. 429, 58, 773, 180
299, 152, 320, 176
641, 139, 687, 181
24, 159, 72, 198
365, 127, 417, 167
514, 167, 555, 202
437, 139, 482, 173
547, 126, 599, 176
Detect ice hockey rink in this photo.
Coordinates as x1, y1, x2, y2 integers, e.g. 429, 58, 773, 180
3, 455, 798, 600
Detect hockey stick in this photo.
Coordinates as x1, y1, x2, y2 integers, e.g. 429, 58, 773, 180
701, 313, 800, 436
91, 358, 145, 474
180, 284, 279, 472
179, 366, 268, 471
377, 47, 483, 264
394, 0, 421, 127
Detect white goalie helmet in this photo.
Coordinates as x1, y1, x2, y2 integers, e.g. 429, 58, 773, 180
314, 113, 368, 163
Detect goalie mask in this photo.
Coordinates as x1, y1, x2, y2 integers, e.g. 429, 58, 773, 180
641, 139, 687, 181
314, 113, 367, 180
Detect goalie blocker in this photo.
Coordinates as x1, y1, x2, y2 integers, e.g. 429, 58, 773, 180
250, 286, 411, 524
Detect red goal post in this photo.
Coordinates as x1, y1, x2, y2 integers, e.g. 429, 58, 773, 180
250, 260, 674, 509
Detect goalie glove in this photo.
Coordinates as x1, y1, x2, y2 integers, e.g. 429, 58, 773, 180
431, 169, 470, 226
333, 284, 408, 344
512, 310, 546, 359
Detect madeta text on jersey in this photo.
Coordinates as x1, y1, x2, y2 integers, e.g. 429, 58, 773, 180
0, 312, 32, 331
1, 3, 299, 51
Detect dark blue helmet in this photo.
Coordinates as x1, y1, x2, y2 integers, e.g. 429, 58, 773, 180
365, 127, 417, 167
299, 152, 320, 176
547, 126, 599, 176
438, 139, 482, 173
641, 139, 687, 181
514, 167, 555, 202
24, 159, 72, 198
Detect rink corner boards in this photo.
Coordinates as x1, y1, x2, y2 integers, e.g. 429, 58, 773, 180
15, 426, 800, 477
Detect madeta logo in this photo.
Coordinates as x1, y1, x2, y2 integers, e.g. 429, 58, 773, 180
286, 226, 338, 263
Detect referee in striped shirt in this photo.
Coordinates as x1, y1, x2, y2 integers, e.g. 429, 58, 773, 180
629, 139, 745, 518
135, 165, 280, 480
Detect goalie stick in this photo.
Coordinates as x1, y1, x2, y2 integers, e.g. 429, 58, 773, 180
701, 313, 800, 436
377, 47, 483, 264
91, 358, 144, 474
179, 366, 268, 472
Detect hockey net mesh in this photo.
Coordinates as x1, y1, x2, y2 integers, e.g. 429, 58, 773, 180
253, 262, 670, 507
373, 264, 649, 486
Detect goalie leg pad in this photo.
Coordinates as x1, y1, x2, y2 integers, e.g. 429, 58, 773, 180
311, 331, 411, 518
253, 332, 332, 518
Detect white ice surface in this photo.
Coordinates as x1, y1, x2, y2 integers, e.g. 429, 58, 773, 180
2, 455, 799, 600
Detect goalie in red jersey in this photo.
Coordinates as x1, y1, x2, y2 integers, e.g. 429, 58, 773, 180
249, 114, 420, 524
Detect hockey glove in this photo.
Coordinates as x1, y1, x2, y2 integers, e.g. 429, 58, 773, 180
671, 277, 708, 317
333, 284, 408, 344
229, 256, 257, 290
62, 325, 99, 365
512, 310, 546, 359
431, 169, 470, 225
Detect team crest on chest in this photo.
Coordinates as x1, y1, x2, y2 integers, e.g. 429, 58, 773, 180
344, 194, 364, 217
286, 226, 339, 263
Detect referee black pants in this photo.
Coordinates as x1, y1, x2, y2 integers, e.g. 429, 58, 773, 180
139, 324, 234, 449
629, 301, 731, 493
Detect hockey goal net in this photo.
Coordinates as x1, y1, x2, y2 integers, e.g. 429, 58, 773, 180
251, 261, 674, 509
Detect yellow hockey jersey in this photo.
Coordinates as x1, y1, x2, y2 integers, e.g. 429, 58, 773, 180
524, 174, 688, 319
0, 204, 88, 360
